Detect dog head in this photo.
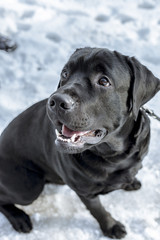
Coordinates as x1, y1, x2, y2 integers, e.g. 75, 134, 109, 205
47, 48, 160, 153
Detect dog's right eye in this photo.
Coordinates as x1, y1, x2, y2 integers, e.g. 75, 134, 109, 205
61, 70, 68, 79
98, 76, 111, 87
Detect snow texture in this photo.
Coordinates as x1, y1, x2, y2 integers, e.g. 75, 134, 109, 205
0, 0, 160, 239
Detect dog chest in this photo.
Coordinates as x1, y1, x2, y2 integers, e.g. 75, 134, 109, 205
55, 151, 141, 198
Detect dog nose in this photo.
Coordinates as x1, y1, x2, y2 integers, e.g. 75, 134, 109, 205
48, 93, 75, 111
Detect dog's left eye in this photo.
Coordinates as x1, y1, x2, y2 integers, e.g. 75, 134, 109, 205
61, 70, 68, 79
98, 76, 111, 87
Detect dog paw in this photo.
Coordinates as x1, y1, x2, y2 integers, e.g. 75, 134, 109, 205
9, 208, 32, 233
103, 222, 127, 239
124, 178, 142, 191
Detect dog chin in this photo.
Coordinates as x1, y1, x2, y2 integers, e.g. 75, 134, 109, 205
55, 139, 86, 154
54, 126, 107, 154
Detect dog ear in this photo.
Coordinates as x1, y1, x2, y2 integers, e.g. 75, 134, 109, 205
128, 57, 160, 120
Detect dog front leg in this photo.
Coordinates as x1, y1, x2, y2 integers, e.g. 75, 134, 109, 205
78, 195, 127, 239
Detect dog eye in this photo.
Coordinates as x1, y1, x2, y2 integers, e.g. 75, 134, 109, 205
98, 76, 111, 87
61, 70, 68, 79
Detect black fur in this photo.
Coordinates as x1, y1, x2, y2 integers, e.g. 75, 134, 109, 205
0, 48, 159, 238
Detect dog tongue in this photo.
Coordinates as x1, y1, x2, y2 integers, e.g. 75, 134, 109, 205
62, 125, 88, 137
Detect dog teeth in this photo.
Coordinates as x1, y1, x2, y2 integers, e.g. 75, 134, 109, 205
55, 129, 82, 144
61, 137, 70, 143
55, 129, 60, 137
71, 134, 77, 142
57, 135, 70, 142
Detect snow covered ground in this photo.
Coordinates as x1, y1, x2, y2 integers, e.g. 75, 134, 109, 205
0, 0, 160, 239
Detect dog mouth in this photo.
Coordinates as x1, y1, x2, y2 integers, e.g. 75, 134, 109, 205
55, 124, 107, 148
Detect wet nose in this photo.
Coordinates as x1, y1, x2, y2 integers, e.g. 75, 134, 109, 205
48, 93, 75, 112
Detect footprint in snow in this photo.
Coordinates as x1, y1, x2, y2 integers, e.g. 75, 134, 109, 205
117, 14, 135, 24
21, 10, 35, 19
46, 33, 61, 43
95, 14, 109, 22
64, 10, 88, 17
19, 0, 37, 5
138, 2, 155, 9
17, 23, 31, 31
137, 28, 150, 40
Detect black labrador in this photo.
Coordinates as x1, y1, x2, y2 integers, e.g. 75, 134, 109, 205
0, 48, 159, 239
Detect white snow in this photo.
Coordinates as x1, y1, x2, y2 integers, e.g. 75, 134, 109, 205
0, 0, 160, 239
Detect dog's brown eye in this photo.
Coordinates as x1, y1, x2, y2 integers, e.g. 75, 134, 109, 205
98, 77, 111, 87
61, 70, 68, 79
